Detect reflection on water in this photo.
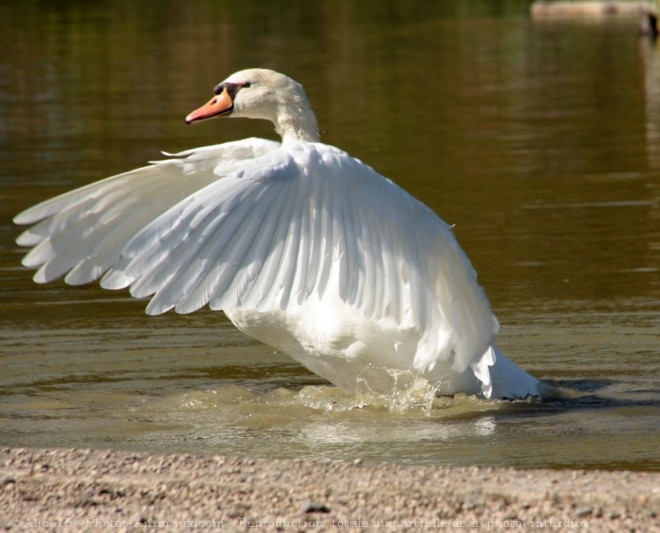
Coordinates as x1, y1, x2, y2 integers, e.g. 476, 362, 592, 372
0, 1, 658, 470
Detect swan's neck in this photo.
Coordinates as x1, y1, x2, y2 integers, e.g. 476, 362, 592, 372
274, 95, 320, 144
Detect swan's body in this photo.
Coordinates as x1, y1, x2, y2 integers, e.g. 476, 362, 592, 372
14, 68, 540, 399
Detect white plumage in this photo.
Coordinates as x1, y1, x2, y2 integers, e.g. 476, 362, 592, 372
15, 68, 541, 399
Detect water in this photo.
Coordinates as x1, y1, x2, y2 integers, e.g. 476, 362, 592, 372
0, 1, 658, 470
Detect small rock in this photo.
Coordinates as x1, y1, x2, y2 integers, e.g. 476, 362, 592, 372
302, 501, 331, 514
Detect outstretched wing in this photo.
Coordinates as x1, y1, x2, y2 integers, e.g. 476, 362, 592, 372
38, 143, 497, 372
16, 140, 498, 375
14, 138, 280, 286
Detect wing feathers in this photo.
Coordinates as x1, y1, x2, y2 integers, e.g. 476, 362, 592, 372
15, 140, 496, 376
213, 177, 293, 310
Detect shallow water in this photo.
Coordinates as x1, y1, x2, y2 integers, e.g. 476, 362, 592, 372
1, 1, 658, 470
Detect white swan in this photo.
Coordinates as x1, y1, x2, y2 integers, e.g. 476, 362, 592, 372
14, 68, 541, 399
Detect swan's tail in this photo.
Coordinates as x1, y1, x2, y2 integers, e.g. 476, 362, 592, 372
472, 345, 552, 400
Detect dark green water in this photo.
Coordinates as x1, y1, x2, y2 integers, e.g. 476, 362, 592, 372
1, 1, 658, 470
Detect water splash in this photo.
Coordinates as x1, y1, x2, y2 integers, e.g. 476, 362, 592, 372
355, 367, 439, 413
294, 367, 440, 414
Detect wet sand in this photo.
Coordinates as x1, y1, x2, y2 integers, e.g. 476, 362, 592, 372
1, 447, 657, 531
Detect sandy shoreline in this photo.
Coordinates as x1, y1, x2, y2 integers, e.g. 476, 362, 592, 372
1, 447, 657, 531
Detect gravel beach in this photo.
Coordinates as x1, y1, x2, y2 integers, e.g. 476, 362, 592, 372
1, 447, 657, 532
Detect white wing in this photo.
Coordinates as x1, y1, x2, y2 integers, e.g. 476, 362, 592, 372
15, 139, 498, 375
14, 138, 280, 286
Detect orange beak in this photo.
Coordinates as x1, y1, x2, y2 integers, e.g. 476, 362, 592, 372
185, 87, 233, 124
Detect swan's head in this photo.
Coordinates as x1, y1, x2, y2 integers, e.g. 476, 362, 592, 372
185, 68, 319, 143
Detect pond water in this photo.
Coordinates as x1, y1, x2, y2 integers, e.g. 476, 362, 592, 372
0, 1, 658, 470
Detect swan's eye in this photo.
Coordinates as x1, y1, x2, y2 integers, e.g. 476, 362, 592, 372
213, 84, 224, 95
242, 82, 251, 88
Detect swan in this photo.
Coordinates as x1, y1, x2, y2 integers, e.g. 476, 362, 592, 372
14, 68, 541, 400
